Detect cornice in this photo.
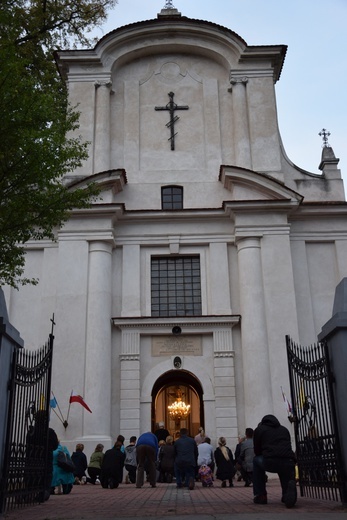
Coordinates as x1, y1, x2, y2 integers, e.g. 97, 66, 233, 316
289, 202, 347, 220
239, 45, 287, 83
66, 169, 127, 193
220, 165, 303, 204
112, 315, 240, 331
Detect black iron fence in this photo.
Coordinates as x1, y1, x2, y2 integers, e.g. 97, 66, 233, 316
286, 335, 344, 502
0, 329, 54, 513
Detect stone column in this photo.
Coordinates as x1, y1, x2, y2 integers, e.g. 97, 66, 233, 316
120, 330, 141, 441
229, 75, 252, 169
94, 80, 112, 173
83, 241, 113, 442
236, 236, 272, 425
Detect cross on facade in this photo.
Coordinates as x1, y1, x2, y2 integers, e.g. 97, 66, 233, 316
319, 128, 331, 147
50, 313, 56, 335
155, 92, 189, 150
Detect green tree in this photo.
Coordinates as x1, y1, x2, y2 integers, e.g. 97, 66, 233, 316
0, 0, 117, 287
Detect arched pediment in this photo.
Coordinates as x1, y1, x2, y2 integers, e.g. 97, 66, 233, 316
67, 169, 127, 203
95, 18, 247, 72
220, 165, 303, 203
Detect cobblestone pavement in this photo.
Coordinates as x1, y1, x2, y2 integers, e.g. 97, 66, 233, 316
2, 479, 346, 520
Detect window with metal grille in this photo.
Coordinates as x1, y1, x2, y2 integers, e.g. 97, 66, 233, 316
161, 186, 183, 210
151, 256, 202, 317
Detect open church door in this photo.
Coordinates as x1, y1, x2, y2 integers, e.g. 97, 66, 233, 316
152, 370, 204, 439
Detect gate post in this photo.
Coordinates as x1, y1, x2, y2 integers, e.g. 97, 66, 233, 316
318, 277, 347, 504
0, 289, 24, 513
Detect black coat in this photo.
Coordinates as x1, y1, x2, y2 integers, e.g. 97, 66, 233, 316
155, 428, 170, 442
253, 414, 295, 460
71, 450, 88, 478
159, 444, 175, 472
101, 446, 125, 482
214, 446, 235, 481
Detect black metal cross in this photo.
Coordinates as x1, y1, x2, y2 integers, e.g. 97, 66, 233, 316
155, 92, 189, 150
319, 128, 331, 147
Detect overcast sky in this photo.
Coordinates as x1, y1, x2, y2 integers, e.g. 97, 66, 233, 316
93, 0, 347, 192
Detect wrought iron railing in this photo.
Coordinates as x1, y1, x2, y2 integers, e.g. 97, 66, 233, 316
286, 335, 344, 502
0, 330, 54, 513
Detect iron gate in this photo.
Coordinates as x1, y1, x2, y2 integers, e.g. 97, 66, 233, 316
286, 335, 344, 502
0, 326, 54, 513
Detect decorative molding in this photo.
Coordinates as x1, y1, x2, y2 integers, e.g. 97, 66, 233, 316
214, 351, 235, 358
213, 329, 233, 353
121, 330, 140, 356
94, 80, 114, 95
229, 75, 248, 85
112, 315, 241, 331
169, 235, 180, 254
94, 80, 112, 89
120, 354, 140, 361
228, 74, 248, 92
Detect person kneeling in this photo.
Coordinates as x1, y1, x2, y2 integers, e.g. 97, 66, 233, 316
252, 415, 297, 508
100, 441, 125, 489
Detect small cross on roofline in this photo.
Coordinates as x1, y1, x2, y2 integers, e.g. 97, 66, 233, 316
319, 128, 331, 147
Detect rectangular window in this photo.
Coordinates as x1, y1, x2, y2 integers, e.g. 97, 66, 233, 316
161, 186, 183, 210
151, 256, 202, 317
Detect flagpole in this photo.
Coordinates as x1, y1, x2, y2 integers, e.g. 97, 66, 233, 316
50, 407, 66, 426
51, 390, 66, 424
281, 386, 294, 423
65, 390, 73, 427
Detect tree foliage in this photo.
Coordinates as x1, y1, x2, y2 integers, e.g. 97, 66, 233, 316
0, 0, 118, 287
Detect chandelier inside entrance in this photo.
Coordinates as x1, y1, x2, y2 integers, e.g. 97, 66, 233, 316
168, 387, 191, 421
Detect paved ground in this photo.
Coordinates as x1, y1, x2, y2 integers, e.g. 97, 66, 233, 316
2, 479, 346, 520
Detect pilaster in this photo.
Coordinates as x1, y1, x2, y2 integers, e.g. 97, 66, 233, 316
213, 328, 237, 442
209, 242, 232, 315
121, 245, 141, 317
94, 80, 112, 173
120, 330, 140, 440
236, 236, 272, 425
229, 75, 252, 169
84, 241, 113, 440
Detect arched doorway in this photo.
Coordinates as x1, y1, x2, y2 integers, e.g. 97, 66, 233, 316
151, 370, 204, 439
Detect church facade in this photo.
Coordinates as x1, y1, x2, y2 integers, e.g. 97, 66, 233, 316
4, 5, 347, 454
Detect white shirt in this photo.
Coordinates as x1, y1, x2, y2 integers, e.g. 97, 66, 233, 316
197, 442, 214, 466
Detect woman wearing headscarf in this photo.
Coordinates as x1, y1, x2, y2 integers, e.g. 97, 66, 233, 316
214, 437, 235, 487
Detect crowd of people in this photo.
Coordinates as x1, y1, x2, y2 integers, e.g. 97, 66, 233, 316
47, 415, 297, 509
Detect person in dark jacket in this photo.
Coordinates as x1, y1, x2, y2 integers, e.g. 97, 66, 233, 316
253, 414, 297, 508
159, 435, 175, 483
71, 443, 88, 484
25, 410, 59, 501
154, 422, 170, 443
174, 428, 198, 490
136, 432, 158, 488
100, 441, 125, 489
